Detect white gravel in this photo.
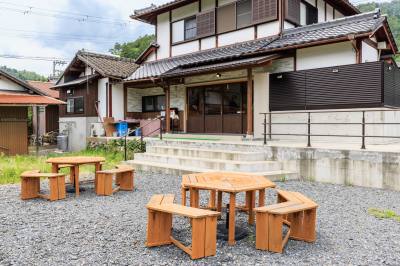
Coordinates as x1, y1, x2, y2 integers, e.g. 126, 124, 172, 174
0, 172, 400, 265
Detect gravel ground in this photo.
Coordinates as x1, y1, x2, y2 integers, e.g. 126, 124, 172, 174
0, 172, 400, 265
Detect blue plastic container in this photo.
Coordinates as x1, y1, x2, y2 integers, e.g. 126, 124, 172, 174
135, 128, 142, 137
116, 122, 128, 137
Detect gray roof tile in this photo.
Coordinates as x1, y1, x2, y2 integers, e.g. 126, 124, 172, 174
126, 10, 389, 82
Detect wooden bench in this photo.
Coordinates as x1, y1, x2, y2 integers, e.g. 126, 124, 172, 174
20, 170, 66, 201
146, 194, 220, 260
95, 165, 134, 196
254, 190, 318, 253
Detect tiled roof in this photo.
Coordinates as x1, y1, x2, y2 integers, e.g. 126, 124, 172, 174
126, 11, 388, 82
0, 92, 65, 105
27, 81, 59, 98
53, 74, 99, 89
76, 50, 138, 79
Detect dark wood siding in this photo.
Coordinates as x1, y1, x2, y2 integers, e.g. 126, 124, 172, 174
252, 0, 278, 24
285, 0, 300, 25
382, 62, 400, 107
197, 10, 215, 38
59, 79, 98, 117
0, 106, 28, 155
45, 105, 59, 132
270, 61, 385, 111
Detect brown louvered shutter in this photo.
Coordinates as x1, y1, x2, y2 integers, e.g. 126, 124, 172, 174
217, 3, 236, 34
196, 10, 216, 38
285, 0, 300, 25
252, 0, 278, 24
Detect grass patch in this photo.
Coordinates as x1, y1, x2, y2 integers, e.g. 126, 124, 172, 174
368, 208, 400, 222
0, 149, 125, 185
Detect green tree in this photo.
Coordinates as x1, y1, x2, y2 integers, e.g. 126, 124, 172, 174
0, 65, 47, 81
109, 34, 155, 59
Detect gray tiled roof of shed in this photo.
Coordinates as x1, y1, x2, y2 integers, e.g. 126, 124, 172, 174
126, 10, 390, 82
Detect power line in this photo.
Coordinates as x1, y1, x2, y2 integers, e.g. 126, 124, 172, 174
0, 1, 135, 27
0, 54, 69, 62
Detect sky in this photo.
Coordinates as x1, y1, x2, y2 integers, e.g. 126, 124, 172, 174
0, 0, 391, 77
0, 0, 166, 76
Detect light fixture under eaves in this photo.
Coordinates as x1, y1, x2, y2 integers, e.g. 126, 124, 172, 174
216, 73, 222, 78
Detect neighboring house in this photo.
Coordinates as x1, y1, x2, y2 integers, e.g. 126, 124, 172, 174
27, 81, 60, 136
0, 70, 64, 155
124, 0, 398, 138
54, 50, 138, 151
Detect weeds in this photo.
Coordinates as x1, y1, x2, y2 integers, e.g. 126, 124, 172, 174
368, 208, 400, 222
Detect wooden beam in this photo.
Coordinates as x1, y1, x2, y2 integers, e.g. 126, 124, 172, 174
247, 68, 253, 136
164, 86, 171, 133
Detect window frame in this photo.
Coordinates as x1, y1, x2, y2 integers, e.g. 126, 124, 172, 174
236, 0, 253, 29
302, 0, 318, 25
142, 95, 166, 112
184, 16, 197, 41
66, 96, 84, 114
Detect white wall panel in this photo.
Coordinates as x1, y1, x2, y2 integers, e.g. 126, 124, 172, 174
218, 27, 254, 46
326, 4, 334, 21
296, 42, 356, 71
97, 77, 108, 119
334, 10, 344, 19
172, 2, 198, 21
201, 0, 215, 11
157, 12, 170, 59
317, 0, 325, 22
112, 83, 124, 120
0, 77, 26, 91
362, 41, 378, 63
300, 2, 307, 25
284, 21, 295, 30
258, 21, 280, 37
201, 36, 216, 50
172, 41, 200, 56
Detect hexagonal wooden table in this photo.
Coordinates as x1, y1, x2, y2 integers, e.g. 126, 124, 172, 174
182, 172, 276, 245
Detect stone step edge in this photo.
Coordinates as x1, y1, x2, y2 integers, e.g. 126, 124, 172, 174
135, 153, 278, 165
147, 145, 265, 155
128, 160, 297, 178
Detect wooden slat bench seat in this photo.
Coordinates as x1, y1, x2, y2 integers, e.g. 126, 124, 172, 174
95, 165, 134, 196
146, 194, 220, 260
20, 170, 66, 201
254, 190, 318, 253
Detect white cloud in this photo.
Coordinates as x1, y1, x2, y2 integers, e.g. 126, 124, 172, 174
0, 0, 168, 76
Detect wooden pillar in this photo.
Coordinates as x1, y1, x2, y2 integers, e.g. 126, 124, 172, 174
356, 39, 362, 64
108, 83, 113, 117
247, 68, 254, 136
165, 86, 171, 133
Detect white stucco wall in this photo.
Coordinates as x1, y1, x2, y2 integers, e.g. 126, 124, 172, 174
334, 10, 344, 19
253, 72, 269, 139
362, 41, 379, 63
97, 77, 109, 120
0, 76, 26, 91
172, 41, 200, 56
296, 42, 356, 71
201, 0, 215, 11
59, 116, 98, 151
145, 52, 156, 63
326, 4, 334, 21
157, 12, 170, 59
112, 83, 124, 120
258, 21, 280, 38
317, 0, 325, 22
201, 36, 216, 50
218, 27, 254, 47
283, 21, 295, 30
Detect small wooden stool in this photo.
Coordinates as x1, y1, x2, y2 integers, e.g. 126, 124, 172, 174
95, 165, 134, 196
20, 170, 66, 201
146, 194, 220, 260
254, 190, 318, 253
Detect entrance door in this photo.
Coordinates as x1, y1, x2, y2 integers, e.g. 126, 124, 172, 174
204, 86, 223, 133
187, 82, 248, 134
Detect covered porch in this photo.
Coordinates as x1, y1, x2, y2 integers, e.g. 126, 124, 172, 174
123, 53, 290, 138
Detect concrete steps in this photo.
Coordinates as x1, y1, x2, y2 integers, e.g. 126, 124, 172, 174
128, 141, 298, 180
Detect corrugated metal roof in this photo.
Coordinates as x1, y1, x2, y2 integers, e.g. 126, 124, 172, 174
126, 11, 388, 82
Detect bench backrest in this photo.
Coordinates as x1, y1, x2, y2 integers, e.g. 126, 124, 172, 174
147, 194, 220, 219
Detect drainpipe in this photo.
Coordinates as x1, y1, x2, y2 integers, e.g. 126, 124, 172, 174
279, 0, 284, 36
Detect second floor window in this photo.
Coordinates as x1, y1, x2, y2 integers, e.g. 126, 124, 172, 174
184, 17, 197, 40
66, 97, 84, 114
237, 0, 252, 28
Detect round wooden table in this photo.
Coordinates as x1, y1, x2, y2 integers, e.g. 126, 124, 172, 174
182, 172, 276, 245
46, 156, 105, 196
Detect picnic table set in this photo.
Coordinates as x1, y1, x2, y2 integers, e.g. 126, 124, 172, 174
20, 156, 134, 200
19, 158, 317, 260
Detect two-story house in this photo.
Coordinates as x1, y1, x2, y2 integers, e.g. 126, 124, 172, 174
124, 0, 398, 139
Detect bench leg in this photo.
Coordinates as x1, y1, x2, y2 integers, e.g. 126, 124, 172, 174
217, 191, 222, 212
256, 212, 269, 250
48, 176, 66, 201
119, 171, 134, 191
248, 191, 255, 225
181, 187, 187, 206
96, 173, 113, 196
268, 213, 284, 253
204, 216, 217, 257
21, 177, 40, 200
191, 218, 206, 259
146, 210, 172, 247
290, 209, 317, 242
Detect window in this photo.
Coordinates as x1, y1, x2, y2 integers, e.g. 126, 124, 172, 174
300, 1, 318, 25
66, 97, 84, 114
184, 17, 197, 40
237, 0, 252, 28
142, 95, 166, 112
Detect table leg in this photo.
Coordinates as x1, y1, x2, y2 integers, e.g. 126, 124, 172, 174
248, 191, 255, 225
209, 190, 216, 209
259, 189, 266, 207
217, 191, 222, 212
190, 188, 199, 208
51, 163, 58, 173
228, 193, 236, 246
73, 166, 80, 196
